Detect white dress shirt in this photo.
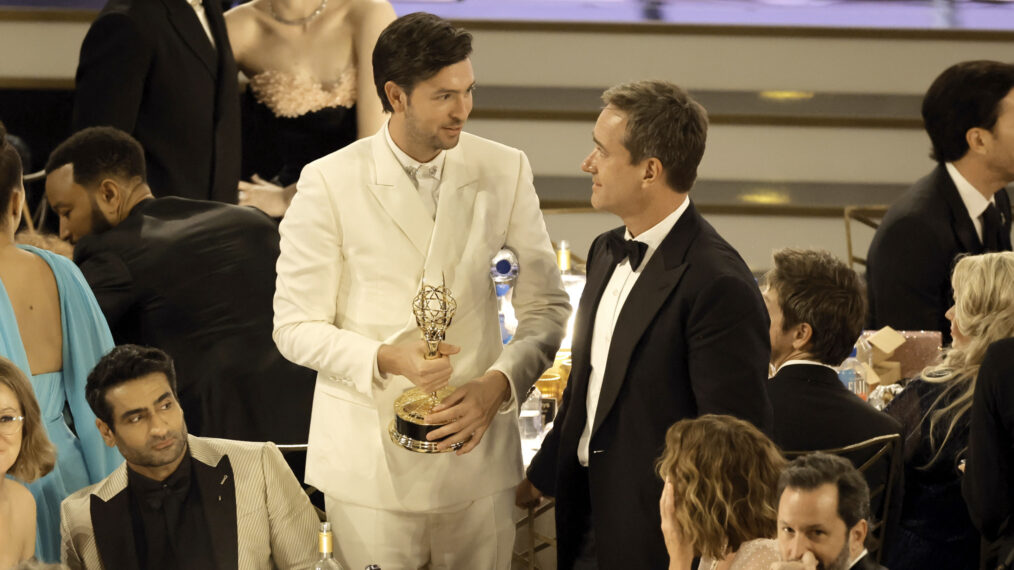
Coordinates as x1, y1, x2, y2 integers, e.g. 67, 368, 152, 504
577, 198, 690, 466
186, 0, 216, 49
385, 123, 446, 219
946, 162, 996, 243
773, 359, 839, 375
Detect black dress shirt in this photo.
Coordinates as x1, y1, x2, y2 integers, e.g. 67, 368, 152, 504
127, 450, 216, 570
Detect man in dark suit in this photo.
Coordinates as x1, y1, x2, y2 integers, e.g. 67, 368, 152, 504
773, 453, 887, 570
762, 248, 902, 557
963, 336, 1014, 570
42, 127, 313, 463
867, 60, 1014, 343
73, 0, 240, 203
517, 80, 772, 569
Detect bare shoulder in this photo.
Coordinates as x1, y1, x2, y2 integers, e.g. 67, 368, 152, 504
224, 1, 267, 52
347, 0, 395, 28
7, 480, 36, 520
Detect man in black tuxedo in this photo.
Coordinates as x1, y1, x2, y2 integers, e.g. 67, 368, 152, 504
42, 127, 313, 467
963, 336, 1014, 569
773, 453, 887, 570
73, 0, 240, 204
867, 60, 1014, 343
518, 80, 772, 569
762, 248, 902, 557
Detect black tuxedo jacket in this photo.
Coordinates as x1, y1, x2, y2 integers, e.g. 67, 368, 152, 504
854, 552, 889, 570
866, 165, 1012, 343
73, 198, 314, 445
527, 202, 772, 569
964, 338, 1014, 570
769, 364, 904, 556
74, 0, 241, 203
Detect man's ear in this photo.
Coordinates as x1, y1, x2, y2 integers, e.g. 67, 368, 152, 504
385, 81, 408, 113
848, 519, 868, 558
642, 158, 663, 186
96, 179, 122, 211
95, 417, 117, 448
791, 322, 813, 351
966, 127, 990, 156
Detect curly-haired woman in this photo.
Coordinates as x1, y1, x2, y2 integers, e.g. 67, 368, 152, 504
657, 414, 787, 570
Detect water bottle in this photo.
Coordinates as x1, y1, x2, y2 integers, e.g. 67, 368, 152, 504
838, 347, 868, 398
519, 386, 543, 441
313, 522, 343, 569
490, 248, 520, 343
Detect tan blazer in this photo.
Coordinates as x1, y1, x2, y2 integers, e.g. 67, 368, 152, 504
60, 435, 319, 570
273, 129, 571, 512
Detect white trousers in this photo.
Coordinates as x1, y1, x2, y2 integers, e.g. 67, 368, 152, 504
325, 489, 516, 570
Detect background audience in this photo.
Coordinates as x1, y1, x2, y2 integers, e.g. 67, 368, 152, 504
0, 357, 56, 569
963, 336, 1014, 568
867, 60, 1014, 343
42, 127, 316, 476
884, 251, 1014, 568
762, 248, 902, 554
0, 122, 121, 563
225, 0, 394, 216
657, 414, 786, 570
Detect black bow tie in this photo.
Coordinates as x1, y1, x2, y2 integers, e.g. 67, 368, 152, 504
606, 232, 648, 270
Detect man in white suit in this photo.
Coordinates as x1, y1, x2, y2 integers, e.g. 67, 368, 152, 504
272, 12, 571, 570
60, 345, 320, 570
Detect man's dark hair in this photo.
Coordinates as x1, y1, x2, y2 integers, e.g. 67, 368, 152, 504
44, 126, 146, 189
762, 248, 867, 365
0, 121, 24, 230
923, 60, 1014, 163
777, 452, 871, 530
86, 345, 178, 428
601, 80, 708, 193
372, 12, 473, 113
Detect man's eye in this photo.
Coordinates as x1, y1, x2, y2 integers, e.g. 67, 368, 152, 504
128, 415, 143, 423
161, 401, 173, 410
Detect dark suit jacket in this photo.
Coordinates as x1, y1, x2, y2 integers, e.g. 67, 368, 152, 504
866, 165, 1012, 343
964, 338, 1014, 570
769, 363, 904, 557
854, 552, 889, 570
527, 202, 772, 570
73, 198, 313, 446
74, 0, 240, 203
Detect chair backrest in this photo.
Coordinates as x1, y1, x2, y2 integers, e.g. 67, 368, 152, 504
783, 433, 903, 563
843, 205, 889, 269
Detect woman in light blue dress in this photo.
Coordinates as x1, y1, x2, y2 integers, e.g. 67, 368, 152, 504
0, 123, 122, 562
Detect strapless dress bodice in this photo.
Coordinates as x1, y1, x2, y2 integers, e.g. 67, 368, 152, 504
248, 67, 357, 118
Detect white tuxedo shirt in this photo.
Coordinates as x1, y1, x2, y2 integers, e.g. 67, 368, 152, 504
273, 130, 570, 511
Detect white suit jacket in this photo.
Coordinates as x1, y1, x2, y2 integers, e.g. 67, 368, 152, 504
60, 436, 319, 570
273, 130, 570, 511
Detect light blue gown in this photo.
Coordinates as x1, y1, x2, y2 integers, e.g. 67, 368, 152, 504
0, 245, 123, 562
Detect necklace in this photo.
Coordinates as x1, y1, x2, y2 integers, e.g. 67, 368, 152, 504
268, 0, 327, 26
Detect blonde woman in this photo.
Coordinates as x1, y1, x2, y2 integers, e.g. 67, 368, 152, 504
0, 357, 56, 569
225, 0, 395, 216
884, 251, 1014, 569
657, 414, 787, 570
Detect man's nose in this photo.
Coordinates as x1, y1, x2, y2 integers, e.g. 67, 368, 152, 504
786, 534, 810, 560
59, 219, 70, 241
580, 152, 595, 173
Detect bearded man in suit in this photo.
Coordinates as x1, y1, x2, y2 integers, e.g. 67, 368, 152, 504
271, 12, 570, 570
518, 80, 772, 569
60, 345, 319, 570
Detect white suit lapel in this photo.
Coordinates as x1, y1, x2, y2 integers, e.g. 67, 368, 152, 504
422, 140, 478, 291
367, 134, 435, 257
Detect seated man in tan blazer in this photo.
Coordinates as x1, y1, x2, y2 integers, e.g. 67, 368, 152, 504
60, 345, 320, 570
